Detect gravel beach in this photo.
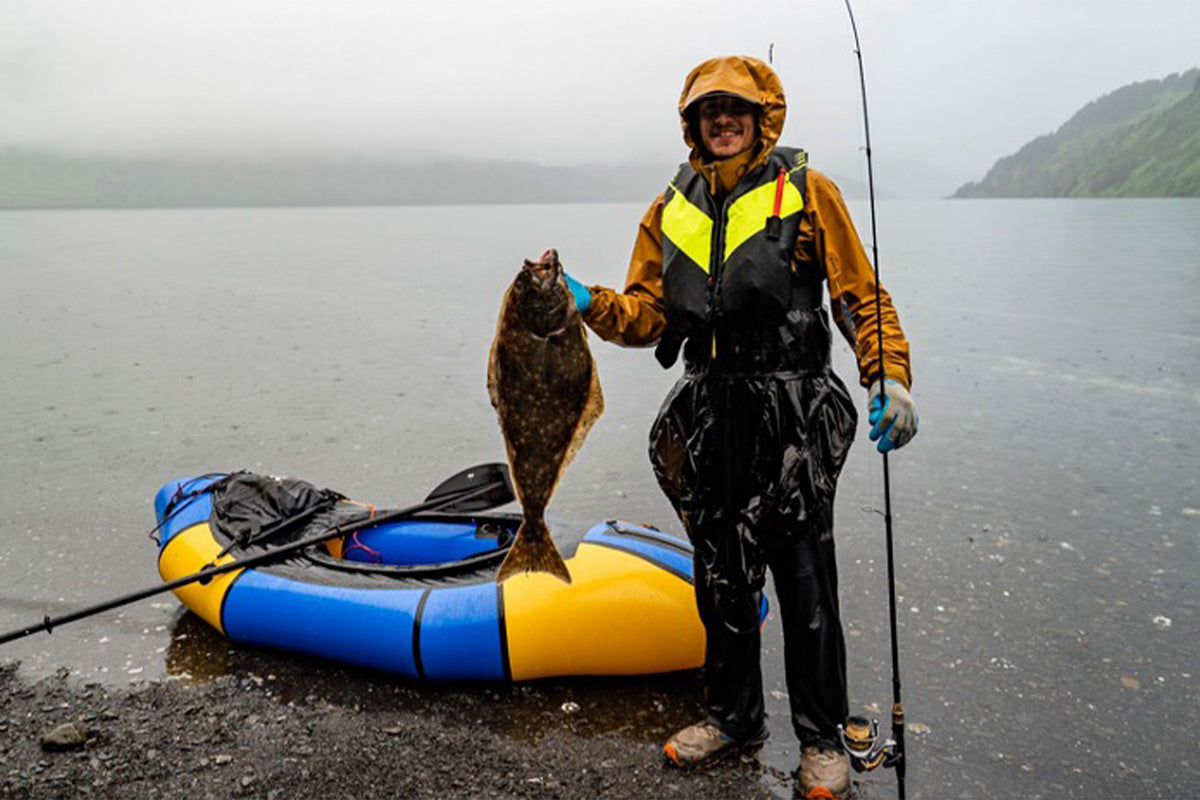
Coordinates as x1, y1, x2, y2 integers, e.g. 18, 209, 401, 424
1, 649, 787, 799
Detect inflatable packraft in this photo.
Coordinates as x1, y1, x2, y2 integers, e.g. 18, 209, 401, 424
153, 471, 749, 681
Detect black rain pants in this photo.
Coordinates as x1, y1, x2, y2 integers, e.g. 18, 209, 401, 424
649, 365, 857, 746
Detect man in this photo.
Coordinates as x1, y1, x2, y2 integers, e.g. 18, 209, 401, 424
562, 55, 916, 799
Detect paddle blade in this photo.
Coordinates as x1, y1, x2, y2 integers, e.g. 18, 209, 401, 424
424, 463, 514, 512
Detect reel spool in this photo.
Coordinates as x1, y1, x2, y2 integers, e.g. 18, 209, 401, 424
838, 715, 901, 773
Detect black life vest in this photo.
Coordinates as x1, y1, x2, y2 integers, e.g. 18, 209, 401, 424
657, 146, 828, 374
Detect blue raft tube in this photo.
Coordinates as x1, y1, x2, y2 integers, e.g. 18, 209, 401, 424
153, 472, 768, 681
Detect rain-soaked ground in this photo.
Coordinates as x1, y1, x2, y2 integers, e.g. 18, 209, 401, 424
1, 199, 1197, 797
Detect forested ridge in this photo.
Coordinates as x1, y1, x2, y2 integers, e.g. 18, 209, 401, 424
954, 68, 1200, 198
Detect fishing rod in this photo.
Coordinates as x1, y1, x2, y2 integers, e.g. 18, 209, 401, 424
0, 463, 514, 647
837, 1, 907, 797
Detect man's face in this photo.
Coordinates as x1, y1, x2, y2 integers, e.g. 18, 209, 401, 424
696, 96, 757, 159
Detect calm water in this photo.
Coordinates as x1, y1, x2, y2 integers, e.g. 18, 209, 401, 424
1, 199, 1197, 798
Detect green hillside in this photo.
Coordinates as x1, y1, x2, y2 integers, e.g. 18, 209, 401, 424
954, 68, 1200, 197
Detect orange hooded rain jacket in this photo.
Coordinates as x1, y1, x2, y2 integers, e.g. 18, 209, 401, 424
582, 55, 911, 389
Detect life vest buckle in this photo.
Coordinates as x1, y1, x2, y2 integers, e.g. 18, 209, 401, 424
765, 215, 782, 241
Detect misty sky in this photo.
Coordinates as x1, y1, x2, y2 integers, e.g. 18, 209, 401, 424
4, 0, 1198, 196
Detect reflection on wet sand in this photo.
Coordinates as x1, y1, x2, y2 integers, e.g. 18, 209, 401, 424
164, 610, 237, 684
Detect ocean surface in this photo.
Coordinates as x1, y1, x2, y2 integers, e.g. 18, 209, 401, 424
1, 198, 1197, 798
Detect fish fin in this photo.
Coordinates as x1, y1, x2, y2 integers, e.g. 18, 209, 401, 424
495, 518, 572, 585
487, 334, 502, 410
488, 281, 525, 509
487, 282, 519, 410
560, 339, 605, 474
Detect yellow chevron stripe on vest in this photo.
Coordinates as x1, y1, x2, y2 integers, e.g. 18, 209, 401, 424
724, 177, 804, 261
662, 186, 713, 273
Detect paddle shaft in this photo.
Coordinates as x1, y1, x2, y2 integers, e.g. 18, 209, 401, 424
0, 479, 504, 647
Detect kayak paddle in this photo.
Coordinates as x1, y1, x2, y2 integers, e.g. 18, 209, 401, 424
0, 462, 514, 647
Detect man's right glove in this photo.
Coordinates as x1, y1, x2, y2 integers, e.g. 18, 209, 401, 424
563, 272, 592, 313
868, 379, 918, 453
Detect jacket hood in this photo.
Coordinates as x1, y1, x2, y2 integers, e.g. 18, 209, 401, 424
678, 55, 786, 174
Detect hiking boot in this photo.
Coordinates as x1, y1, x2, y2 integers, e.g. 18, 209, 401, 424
662, 722, 764, 769
798, 745, 851, 799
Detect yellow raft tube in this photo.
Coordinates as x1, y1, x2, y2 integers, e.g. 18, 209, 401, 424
154, 473, 736, 681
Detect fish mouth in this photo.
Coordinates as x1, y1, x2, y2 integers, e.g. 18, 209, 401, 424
515, 247, 572, 337
522, 248, 563, 290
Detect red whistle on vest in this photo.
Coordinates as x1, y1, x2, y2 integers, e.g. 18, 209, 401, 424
766, 166, 785, 240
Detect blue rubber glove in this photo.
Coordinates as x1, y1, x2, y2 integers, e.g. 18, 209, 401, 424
868, 379, 918, 453
563, 272, 591, 313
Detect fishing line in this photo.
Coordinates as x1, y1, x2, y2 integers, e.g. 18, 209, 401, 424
839, 1, 907, 796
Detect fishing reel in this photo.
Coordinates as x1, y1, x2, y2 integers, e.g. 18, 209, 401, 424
838, 714, 902, 773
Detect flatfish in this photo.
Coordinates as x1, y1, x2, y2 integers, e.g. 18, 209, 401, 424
487, 249, 603, 584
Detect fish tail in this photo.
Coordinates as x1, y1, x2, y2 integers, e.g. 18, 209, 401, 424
496, 518, 572, 585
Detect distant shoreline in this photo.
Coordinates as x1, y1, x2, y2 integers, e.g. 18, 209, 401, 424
0, 149, 880, 209
0, 197, 657, 212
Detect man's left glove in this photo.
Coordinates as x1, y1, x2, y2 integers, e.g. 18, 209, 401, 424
563, 272, 591, 313
868, 379, 918, 453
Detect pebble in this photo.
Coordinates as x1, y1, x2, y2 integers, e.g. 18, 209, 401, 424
40, 722, 88, 751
